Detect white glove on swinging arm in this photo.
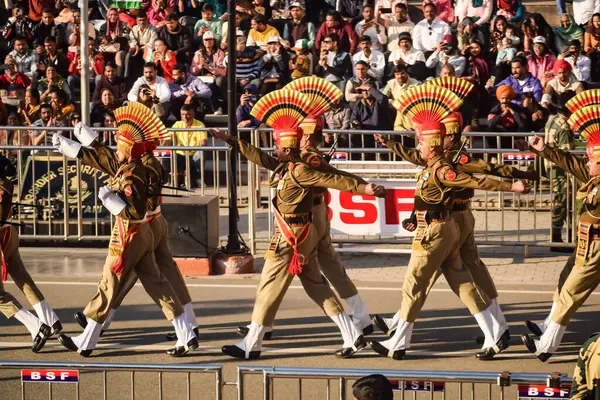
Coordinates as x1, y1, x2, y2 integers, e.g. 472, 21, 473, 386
73, 122, 98, 146
52, 133, 82, 158
98, 185, 127, 216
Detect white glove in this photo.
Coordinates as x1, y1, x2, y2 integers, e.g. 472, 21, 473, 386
73, 122, 98, 146
53, 133, 82, 158
98, 185, 127, 216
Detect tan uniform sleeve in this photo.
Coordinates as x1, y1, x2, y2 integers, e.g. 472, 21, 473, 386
302, 149, 368, 184
387, 140, 426, 166
234, 139, 280, 171
292, 165, 368, 194
79, 144, 121, 177
0, 178, 13, 222
118, 166, 148, 221
145, 156, 165, 212
535, 144, 589, 183
456, 152, 534, 180
436, 164, 513, 192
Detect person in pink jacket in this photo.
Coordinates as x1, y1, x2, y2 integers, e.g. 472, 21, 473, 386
423, 0, 455, 25
526, 36, 556, 87
457, 0, 493, 26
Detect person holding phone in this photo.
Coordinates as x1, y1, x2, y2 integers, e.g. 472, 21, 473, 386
383, 3, 414, 52
355, 4, 387, 52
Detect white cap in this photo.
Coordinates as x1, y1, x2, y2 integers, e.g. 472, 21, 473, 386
236, 29, 244, 37
533, 36, 546, 45
203, 31, 215, 40
267, 36, 280, 43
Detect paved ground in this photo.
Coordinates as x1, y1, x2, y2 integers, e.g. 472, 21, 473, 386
0, 245, 595, 399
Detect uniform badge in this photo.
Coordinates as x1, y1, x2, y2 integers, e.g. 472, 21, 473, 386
423, 172, 430, 181
124, 186, 133, 197
592, 188, 598, 196
444, 169, 457, 180
459, 154, 469, 165
310, 156, 321, 168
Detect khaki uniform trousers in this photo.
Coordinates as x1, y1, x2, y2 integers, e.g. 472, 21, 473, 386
0, 226, 45, 318
551, 238, 600, 326
426, 209, 499, 300
400, 219, 490, 323
312, 202, 358, 299
252, 224, 343, 326
111, 215, 192, 309
552, 251, 576, 304
83, 222, 183, 323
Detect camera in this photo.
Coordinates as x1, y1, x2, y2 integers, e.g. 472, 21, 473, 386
379, 7, 392, 13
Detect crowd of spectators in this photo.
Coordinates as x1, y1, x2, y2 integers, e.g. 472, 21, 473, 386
0, 0, 599, 163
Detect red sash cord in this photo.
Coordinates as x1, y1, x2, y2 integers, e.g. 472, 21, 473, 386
273, 209, 311, 275
1, 226, 10, 281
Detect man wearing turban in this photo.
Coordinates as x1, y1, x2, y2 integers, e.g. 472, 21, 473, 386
488, 84, 528, 134
541, 59, 584, 108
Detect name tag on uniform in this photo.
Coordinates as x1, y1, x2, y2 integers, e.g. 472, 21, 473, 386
592, 188, 598, 196
277, 172, 288, 191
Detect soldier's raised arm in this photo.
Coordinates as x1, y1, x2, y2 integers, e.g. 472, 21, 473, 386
210, 128, 280, 171
435, 163, 528, 193
301, 148, 368, 184
292, 164, 385, 197
375, 134, 425, 166
454, 151, 538, 181
524, 136, 589, 183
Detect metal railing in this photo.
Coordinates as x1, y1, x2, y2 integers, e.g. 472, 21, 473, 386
236, 366, 573, 400
0, 360, 222, 400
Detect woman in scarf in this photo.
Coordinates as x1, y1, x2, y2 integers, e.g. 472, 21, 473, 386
584, 13, 600, 82
522, 13, 554, 53
493, 0, 524, 24
554, 14, 583, 53
98, 8, 130, 77
458, 17, 486, 51
463, 39, 490, 127
17, 88, 41, 126
526, 36, 556, 87
37, 66, 72, 104
488, 15, 509, 62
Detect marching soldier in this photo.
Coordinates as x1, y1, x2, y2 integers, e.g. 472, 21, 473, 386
371, 113, 537, 360
213, 89, 386, 360
73, 139, 200, 355
368, 86, 529, 360
52, 103, 197, 357
237, 77, 373, 340
0, 155, 61, 353
570, 333, 600, 399
521, 105, 600, 362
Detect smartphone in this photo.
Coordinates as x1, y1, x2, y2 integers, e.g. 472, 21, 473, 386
379, 7, 392, 13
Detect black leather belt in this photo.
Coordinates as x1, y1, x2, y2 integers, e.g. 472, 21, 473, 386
283, 213, 312, 225
313, 195, 324, 205
452, 199, 471, 211
417, 210, 451, 223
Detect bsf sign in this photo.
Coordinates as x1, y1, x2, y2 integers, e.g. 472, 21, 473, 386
22, 370, 79, 383
503, 153, 535, 163
518, 385, 570, 398
327, 179, 415, 236
389, 380, 445, 392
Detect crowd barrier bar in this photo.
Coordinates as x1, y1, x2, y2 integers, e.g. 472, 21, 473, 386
0, 360, 222, 400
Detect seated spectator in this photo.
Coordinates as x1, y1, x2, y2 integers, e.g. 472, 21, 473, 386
462, 40, 490, 125
426, 0, 455, 25
457, 0, 493, 30
521, 13, 554, 53
232, 34, 262, 91
38, 36, 70, 79
522, 92, 548, 132
383, 64, 419, 130
191, 31, 226, 114
126, 14, 157, 84
322, 101, 351, 147
541, 60, 584, 109
346, 61, 378, 105
289, 39, 312, 79
355, 4, 387, 52
9, 37, 37, 83
97, 9, 130, 78
246, 14, 280, 51
352, 36, 385, 83
258, 36, 289, 96
0, 55, 31, 111
559, 39, 591, 83
458, 17, 485, 52
136, 83, 167, 119
97, 111, 116, 145
315, 10, 359, 55
0, 112, 30, 161
91, 89, 119, 125
527, 36, 556, 87
170, 104, 207, 188
316, 33, 352, 92
554, 13, 583, 54
382, 3, 414, 53
148, 0, 171, 28
492, 28, 520, 82
494, 0, 524, 24
65, 9, 96, 44
32, 8, 66, 51
574, 0, 599, 26
374, 0, 409, 22
488, 85, 528, 134
29, 103, 65, 146
387, 32, 427, 81
351, 84, 390, 157
412, 3, 450, 55
488, 15, 510, 62
49, 88, 74, 123
37, 65, 71, 104
93, 63, 128, 107
150, 38, 178, 83
282, 3, 316, 51
490, 56, 543, 104
18, 88, 41, 126
352, 374, 393, 400
193, 4, 223, 45
2, 6, 34, 49
236, 84, 260, 128
27, 0, 47, 22
128, 62, 171, 109
221, 12, 246, 50
158, 13, 193, 64
584, 13, 600, 82
426, 34, 467, 77
169, 64, 212, 119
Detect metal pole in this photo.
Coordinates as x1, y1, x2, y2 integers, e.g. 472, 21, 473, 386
77, 0, 90, 239
225, 0, 242, 253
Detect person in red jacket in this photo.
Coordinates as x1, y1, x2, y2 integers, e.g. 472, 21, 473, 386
315, 10, 359, 54
0, 55, 31, 111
